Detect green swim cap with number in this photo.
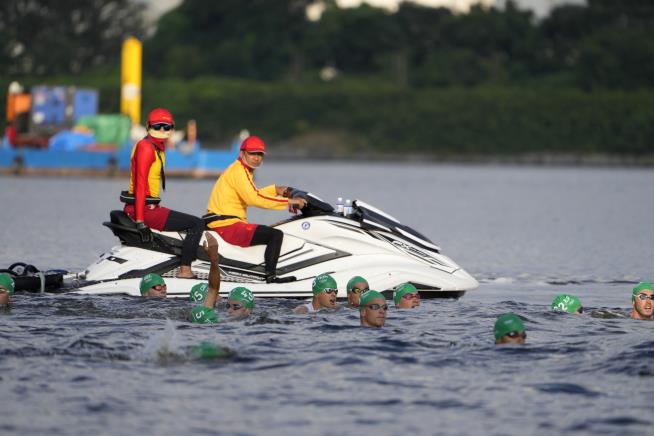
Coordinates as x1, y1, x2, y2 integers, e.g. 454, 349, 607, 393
632, 282, 654, 301
359, 290, 385, 311
494, 313, 525, 340
190, 306, 219, 324
0, 273, 15, 295
551, 294, 582, 313
228, 287, 255, 309
139, 273, 165, 295
312, 273, 337, 295
393, 282, 418, 305
347, 276, 368, 292
189, 283, 209, 302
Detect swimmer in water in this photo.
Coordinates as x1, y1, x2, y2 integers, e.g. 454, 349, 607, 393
189, 282, 209, 303
494, 313, 526, 345
551, 294, 583, 314
225, 287, 254, 318
140, 273, 167, 298
359, 290, 388, 328
346, 276, 369, 309
0, 273, 15, 306
190, 233, 221, 324
393, 282, 421, 309
630, 282, 654, 320
293, 273, 338, 313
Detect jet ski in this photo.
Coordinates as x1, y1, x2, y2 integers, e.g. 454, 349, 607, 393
64, 191, 478, 299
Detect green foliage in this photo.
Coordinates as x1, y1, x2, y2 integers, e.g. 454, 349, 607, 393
133, 76, 654, 155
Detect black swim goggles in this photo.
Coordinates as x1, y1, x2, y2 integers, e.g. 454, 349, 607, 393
505, 331, 526, 339
365, 304, 388, 311
150, 123, 174, 131
322, 288, 338, 295
225, 303, 243, 310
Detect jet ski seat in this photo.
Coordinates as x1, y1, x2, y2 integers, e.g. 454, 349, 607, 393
104, 210, 306, 267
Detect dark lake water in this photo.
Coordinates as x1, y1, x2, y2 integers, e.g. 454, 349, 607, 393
1, 162, 653, 435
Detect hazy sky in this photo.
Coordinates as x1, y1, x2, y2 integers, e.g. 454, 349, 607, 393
146, 0, 586, 21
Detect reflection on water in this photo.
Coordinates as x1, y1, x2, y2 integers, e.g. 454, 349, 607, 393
1, 164, 653, 434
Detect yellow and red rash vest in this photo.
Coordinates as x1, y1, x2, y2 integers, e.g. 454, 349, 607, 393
127, 135, 166, 221
206, 158, 289, 228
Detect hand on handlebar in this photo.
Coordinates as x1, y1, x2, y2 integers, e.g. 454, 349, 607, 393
288, 197, 307, 213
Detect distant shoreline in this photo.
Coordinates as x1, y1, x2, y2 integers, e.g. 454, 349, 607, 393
269, 150, 654, 167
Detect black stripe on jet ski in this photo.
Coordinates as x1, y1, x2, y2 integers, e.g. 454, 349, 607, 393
117, 257, 181, 279
372, 232, 450, 268
276, 251, 350, 276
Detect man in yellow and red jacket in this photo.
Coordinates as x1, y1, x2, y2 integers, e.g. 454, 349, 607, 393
205, 135, 306, 283
122, 108, 205, 279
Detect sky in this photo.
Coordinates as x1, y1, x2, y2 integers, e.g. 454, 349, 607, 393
146, 0, 586, 21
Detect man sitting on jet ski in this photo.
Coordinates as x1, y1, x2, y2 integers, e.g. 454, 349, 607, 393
205, 135, 306, 283
121, 108, 205, 279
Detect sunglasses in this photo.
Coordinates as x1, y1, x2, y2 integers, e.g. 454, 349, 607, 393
151, 123, 174, 131
505, 331, 526, 339
225, 303, 243, 310
151, 284, 166, 291
637, 293, 654, 301
322, 288, 338, 295
366, 304, 388, 311
401, 292, 420, 300
349, 287, 369, 295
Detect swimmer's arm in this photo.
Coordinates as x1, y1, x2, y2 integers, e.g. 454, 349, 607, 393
202, 232, 220, 309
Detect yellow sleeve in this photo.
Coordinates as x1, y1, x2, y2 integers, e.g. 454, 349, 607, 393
235, 167, 288, 210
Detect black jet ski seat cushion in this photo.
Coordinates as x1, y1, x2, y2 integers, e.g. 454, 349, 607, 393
104, 210, 183, 255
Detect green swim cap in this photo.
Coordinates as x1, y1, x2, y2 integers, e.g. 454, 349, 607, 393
393, 282, 418, 305
139, 273, 165, 295
190, 306, 219, 324
312, 273, 337, 295
189, 282, 209, 302
551, 294, 582, 314
494, 313, 525, 340
189, 342, 231, 359
347, 276, 368, 292
0, 273, 15, 295
632, 282, 654, 301
359, 290, 385, 311
228, 287, 255, 309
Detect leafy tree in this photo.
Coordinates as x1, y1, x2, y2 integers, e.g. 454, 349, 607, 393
0, 0, 144, 75
145, 0, 313, 80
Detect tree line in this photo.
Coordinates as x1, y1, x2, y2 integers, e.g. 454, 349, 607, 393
3, 0, 654, 90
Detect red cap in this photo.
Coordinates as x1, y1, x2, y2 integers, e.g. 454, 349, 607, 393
240, 135, 266, 154
147, 108, 174, 126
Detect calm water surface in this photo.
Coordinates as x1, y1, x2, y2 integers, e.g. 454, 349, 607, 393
1, 162, 653, 435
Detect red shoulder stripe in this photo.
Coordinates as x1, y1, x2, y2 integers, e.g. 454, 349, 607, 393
239, 160, 287, 203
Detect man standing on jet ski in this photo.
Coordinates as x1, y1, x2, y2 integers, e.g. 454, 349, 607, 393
122, 108, 205, 279
205, 135, 306, 283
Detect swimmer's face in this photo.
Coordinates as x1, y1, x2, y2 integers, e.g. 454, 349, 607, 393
226, 300, 251, 317
0, 287, 9, 306
360, 298, 388, 328
317, 289, 337, 309
347, 282, 368, 308
632, 290, 654, 320
145, 284, 167, 298
397, 292, 420, 309
496, 331, 526, 345
240, 151, 264, 169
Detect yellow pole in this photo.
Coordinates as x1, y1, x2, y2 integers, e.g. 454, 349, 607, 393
121, 37, 142, 125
